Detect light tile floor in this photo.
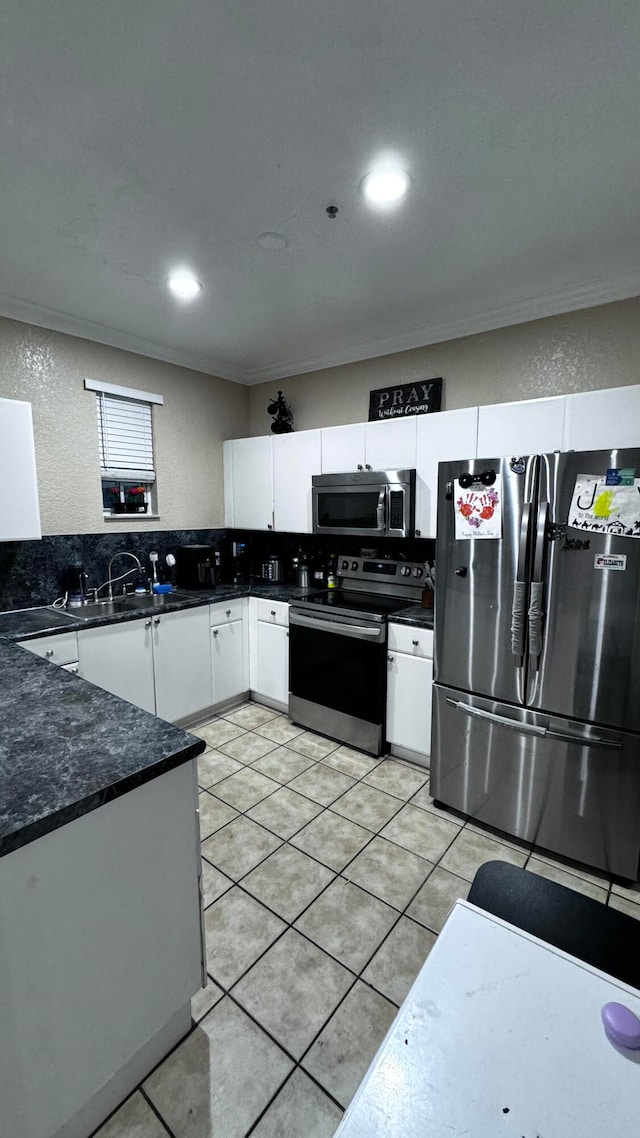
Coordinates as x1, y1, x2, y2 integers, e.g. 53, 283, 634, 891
94, 701, 636, 1138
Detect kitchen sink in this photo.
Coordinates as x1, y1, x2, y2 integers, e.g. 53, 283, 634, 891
64, 600, 131, 620
64, 591, 194, 620
123, 590, 192, 608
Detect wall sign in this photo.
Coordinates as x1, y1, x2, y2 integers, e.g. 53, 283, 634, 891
368, 378, 442, 422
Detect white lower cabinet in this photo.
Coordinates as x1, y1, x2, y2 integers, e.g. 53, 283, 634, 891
211, 620, 246, 706
386, 623, 433, 760
78, 606, 212, 723
255, 621, 289, 706
152, 607, 212, 723
78, 618, 156, 715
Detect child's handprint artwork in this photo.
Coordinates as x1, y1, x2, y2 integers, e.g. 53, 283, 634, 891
455, 485, 501, 539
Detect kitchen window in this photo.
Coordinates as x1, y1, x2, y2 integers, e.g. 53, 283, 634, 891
85, 378, 163, 517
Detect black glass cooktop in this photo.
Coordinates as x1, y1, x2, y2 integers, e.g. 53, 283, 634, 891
302, 589, 411, 619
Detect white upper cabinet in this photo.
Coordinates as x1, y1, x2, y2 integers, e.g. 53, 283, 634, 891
320, 423, 366, 473
273, 429, 322, 533
365, 418, 417, 471
226, 436, 274, 530
415, 407, 479, 538
0, 398, 41, 541
477, 395, 566, 459
563, 385, 640, 452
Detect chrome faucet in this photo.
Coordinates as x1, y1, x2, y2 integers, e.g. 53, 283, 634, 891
107, 552, 143, 600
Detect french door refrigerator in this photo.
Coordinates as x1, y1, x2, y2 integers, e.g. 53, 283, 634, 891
432, 448, 640, 879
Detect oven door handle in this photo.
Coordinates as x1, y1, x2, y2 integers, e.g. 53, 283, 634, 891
290, 611, 385, 642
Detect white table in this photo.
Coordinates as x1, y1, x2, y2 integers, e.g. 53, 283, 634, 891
336, 900, 640, 1136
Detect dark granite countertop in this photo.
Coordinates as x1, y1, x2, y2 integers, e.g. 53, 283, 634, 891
0, 582, 318, 642
388, 604, 434, 629
0, 640, 205, 858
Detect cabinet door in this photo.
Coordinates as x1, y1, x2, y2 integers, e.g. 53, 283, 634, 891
230, 436, 274, 530
320, 424, 366, 473
365, 418, 417, 471
387, 652, 433, 757
255, 621, 289, 705
415, 407, 478, 538
273, 429, 322, 533
0, 398, 41, 541
153, 606, 213, 723
477, 396, 565, 459
563, 385, 640, 451
211, 620, 246, 705
223, 441, 234, 527
78, 619, 155, 714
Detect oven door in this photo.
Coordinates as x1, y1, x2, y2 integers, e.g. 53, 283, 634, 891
312, 484, 387, 537
289, 608, 387, 754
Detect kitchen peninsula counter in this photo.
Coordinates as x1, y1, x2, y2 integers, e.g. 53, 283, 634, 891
0, 638, 204, 858
0, 640, 206, 1138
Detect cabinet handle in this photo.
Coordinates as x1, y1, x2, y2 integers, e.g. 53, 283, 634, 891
388, 654, 394, 662
45, 649, 54, 657
416, 529, 421, 537
212, 628, 219, 636
270, 610, 276, 616
366, 464, 372, 471
357, 464, 363, 471
412, 639, 420, 646
70, 666, 78, 674
153, 617, 161, 626
267, 523, 273, 529
226, 608, 231, 616
144, 619, 151, 629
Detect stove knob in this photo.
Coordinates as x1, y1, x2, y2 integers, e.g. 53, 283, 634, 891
351, 561, 358, 570
414, 567, 423, 577
341, 560, 349, 570
400, 566, 411, 576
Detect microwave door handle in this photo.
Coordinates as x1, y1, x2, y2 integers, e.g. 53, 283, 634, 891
377, 490, 386, 531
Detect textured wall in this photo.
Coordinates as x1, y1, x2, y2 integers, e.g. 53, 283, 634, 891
0, 317, 249, 535
248, 299, 640, 434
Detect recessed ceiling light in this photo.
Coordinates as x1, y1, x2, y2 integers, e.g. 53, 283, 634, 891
167, 268, 202, 300
257, 232, 288, 250
361, 167, 411, 206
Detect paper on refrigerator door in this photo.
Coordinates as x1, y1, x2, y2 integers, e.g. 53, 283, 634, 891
454, 481, 502, 539
569, 474, 640, 539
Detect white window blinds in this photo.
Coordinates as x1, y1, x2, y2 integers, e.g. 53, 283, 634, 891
96, 392, 156, 481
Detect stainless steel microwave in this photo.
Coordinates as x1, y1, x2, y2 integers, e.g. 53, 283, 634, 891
312, 470, 416, 538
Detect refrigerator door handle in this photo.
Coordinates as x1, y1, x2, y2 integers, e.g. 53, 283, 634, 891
447, 697, 546, 736
528, 501, 548, 659
511, 501, 531, 658
447, 698, 623, 749
546, 727, 623, 750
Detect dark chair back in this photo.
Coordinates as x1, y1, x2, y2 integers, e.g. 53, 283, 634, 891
468, 860, 640, 990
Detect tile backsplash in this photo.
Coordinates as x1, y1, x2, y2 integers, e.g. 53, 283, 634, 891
0, 530, 227, 611
0, 529, 436, 612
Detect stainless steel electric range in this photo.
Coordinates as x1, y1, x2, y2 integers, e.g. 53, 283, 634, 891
289, 554, 425, 755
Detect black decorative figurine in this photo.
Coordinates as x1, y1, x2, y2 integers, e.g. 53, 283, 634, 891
268, 391, 294, 434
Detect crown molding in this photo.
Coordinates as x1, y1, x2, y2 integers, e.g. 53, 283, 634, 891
0, 272, 638, 389
0, 293, 248, 384
240, 272, 640, 385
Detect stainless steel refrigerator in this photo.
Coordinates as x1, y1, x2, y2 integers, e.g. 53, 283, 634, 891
432, 448, 640, 879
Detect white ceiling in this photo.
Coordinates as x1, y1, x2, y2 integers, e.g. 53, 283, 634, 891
1, 1, 639, 385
